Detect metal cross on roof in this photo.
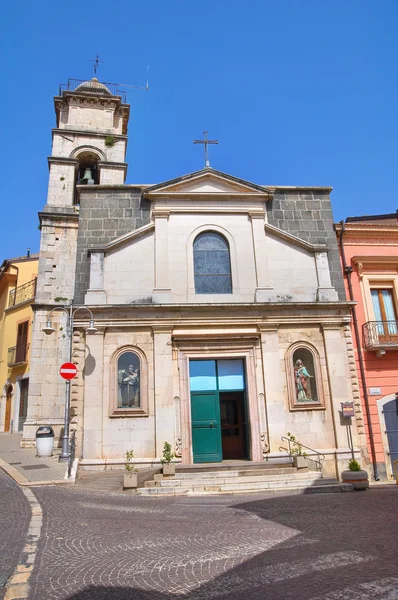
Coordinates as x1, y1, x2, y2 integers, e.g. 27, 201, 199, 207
91, 54, 104, 75
193, 131, 218, 168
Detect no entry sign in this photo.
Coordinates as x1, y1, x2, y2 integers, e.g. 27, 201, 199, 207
60, 362, 77, 380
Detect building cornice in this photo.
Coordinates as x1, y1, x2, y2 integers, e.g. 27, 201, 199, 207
264, 223, 327, 252
52, 129, 128, 141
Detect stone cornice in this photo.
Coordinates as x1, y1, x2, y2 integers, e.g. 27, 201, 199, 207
264, 223, 327, 252
271, 185, 332, 193
88, 223, 155, 253
52, 128, 128, 141
48, 156, 78, 169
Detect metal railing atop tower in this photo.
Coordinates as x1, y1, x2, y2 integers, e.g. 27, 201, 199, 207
59, 78, 128, 103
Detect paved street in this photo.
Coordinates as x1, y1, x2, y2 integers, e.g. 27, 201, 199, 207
0, 470, 31, 600
1, 475, 397, 600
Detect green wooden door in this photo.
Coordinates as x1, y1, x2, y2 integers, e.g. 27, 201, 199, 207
191, 392, 222, 463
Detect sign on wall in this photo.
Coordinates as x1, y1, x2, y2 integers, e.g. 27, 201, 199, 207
341, 402, 355, 418
369, 387, 382, 396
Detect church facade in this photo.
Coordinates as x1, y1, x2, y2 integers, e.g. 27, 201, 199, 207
23, 78, 366, 478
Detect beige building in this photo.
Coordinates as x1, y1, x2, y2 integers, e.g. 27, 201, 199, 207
23, 77, 365, 478
0, 253, 38, 433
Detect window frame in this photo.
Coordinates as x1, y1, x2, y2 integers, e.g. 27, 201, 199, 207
193, 231, 233, 295
285, 342, 325, 411
109, 346, 149, 417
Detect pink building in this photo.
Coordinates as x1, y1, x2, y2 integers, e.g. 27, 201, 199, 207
336, 212, 398, 481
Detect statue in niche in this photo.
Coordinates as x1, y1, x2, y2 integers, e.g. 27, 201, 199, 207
118, 356, 140, 408
294, 359, 313, 402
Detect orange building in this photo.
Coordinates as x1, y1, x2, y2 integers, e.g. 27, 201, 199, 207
336, 212, 398, 481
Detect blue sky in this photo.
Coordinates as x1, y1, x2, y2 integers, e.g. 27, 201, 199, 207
1, 1, 397, 258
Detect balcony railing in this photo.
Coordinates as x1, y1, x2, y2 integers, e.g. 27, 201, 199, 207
363, 321, 398, 349
8, 344, 29, 367
8, 278, 37, 308
59, 79, 127, 103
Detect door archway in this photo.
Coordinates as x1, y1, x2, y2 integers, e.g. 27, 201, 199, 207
377, 393, 398, 479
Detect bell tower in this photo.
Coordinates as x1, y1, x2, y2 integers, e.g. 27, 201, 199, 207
47, 78, 130, 206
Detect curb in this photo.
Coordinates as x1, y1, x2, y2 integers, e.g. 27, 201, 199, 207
0, 457, 75, 487
4, 487, 42, 600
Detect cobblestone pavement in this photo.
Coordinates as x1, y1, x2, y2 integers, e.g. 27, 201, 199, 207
20, 486, 398, 600
0, 470, 31, 599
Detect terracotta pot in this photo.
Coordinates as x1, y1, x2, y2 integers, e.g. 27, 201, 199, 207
341, 470, 369, 491
123, 472, 138, 489
162, 463, 176, 476
293, 455, 308, 469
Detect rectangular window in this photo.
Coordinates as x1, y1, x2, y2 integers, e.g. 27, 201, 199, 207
16, 321, 29, 363
371, 289, 398, 335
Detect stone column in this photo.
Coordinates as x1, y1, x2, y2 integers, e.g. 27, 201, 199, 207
322, 324, 356, 449
259, 324, 285, 452
83, 328, 105, 459
250, 212, 273, 301
315, 252, 338, 301
153, 211, 172, 303
153, 325, 175, 457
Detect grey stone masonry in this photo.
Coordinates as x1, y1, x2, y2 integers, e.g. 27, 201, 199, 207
266, 188, 345, 300
74, 187, 150, 303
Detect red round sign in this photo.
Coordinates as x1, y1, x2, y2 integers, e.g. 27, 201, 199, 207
60, 362, 77, 380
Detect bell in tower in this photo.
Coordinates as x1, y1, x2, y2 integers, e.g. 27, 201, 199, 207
81, 167, 94, 185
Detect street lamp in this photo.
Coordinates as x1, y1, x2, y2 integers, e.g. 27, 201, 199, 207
42, 305, 97, 462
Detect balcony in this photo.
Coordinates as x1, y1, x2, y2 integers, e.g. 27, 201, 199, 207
8, 344, 29, 367
8, 278, 37, 308
363, 321, 398, 355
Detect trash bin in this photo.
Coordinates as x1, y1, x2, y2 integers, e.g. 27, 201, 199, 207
36, 426, 54, 458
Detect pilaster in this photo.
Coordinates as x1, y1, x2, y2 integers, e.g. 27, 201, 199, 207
249, 212, 273, 301
258, 324, 285, 452
153, 211, 172, 303
153, 325, 174, 456
83, 328, 105, 459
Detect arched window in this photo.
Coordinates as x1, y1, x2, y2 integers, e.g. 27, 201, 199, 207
117, 351, 141, 408
193, 232, 232, 294
285, 343, 325, 410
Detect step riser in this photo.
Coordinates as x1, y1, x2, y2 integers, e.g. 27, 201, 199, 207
151, 473, 323, 487
173, 468, 299, 480
146, 478, 336, 492
138, 482, 346, 496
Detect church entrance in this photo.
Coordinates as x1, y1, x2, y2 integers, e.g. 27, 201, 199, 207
189, 359, 248, 463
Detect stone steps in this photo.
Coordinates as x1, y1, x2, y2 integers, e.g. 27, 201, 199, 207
166, 466, 299, 480
138, 479, 349, 496
137, 463, 348, 495
149, 471, 320, 487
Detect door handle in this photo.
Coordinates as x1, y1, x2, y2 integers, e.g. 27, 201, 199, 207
209, 423, 213, 428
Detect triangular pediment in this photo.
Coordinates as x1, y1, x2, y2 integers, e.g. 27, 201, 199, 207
144, 168, 273, 198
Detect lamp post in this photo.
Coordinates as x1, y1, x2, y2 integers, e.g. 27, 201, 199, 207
42, 305, 97, 462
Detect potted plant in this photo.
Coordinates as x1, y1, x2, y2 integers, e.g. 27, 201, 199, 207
123, 449, 138, 489
341, 459, 369, 491
286, 432, 308, 469
161, 441, 175, 476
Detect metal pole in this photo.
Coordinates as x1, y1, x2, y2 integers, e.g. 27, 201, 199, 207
59, 306, 73, 462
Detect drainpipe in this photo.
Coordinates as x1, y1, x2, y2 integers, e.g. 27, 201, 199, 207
339, 220, 379, 480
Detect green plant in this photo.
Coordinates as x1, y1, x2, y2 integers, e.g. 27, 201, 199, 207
348, 459, 361, 471
160, 442, 174, 464
286, 432, 308, 458
125, 450, 137, 472
105, 135, 115, 147
54, 297, 68, 302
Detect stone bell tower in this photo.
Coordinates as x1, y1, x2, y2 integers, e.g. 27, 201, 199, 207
48, 77, 130, 207
22, 78, 131, 446
36, 77, 130, 303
